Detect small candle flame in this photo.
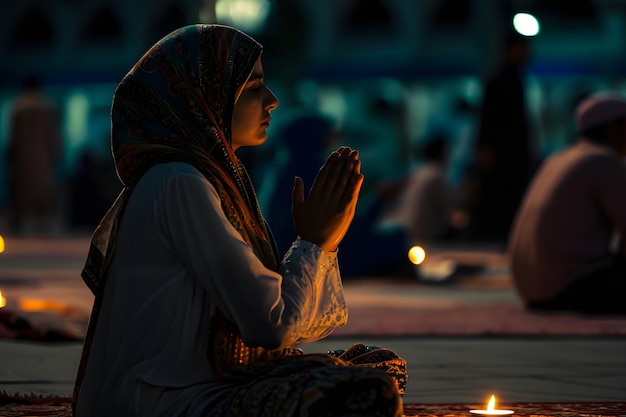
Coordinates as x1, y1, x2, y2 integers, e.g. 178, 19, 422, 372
487, 395, 496, 411
0, 234, 4, 253
470, 394, 513, 415
0, 290, 6, 309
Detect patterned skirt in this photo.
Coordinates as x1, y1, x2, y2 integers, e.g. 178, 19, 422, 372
206, 344, 407, 417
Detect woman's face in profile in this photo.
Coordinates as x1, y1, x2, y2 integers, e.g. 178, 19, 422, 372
231, 57, 279, 150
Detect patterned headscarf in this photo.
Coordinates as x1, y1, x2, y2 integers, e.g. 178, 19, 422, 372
82, 24, 279, 295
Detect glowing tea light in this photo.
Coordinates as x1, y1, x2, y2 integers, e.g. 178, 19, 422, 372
0, 234, 4, 253
470, 395, 514, 415
408, 245, 426, 265
0, 291, 6, 309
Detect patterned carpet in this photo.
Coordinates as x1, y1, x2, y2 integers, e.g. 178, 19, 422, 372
402, 402, 626, 416
328, 274, 626, 337
0, 394, 71, 417
2, 395, 626, 417
331, 302, 626, 338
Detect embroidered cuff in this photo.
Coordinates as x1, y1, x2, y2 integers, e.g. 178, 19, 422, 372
286, 238, 337, 271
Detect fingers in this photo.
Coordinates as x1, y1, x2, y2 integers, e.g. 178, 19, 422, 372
342, 162, 364, 207
292, 147, 364, 252
333, 149, 361, 206
311, 147, 359, 204
309, 147, 344, 193
291, 176, 304, 211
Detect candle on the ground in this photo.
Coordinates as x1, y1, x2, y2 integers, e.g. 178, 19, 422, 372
470, 395, 514, 415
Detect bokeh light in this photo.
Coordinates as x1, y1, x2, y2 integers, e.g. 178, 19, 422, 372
18, 298, 71, 313
513, 12, 540, 37
215, 0, 271, 34
408, 246, 426, 265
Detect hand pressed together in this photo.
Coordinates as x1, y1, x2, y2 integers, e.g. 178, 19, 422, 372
291, 146, 364, 252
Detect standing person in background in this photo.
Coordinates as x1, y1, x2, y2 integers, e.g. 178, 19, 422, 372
73, 24, 406, 417
508, 93, 626, 315
468, 33, 536, 244
6, 75, 63, 236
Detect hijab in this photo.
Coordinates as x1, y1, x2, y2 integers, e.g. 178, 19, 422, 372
74, 26, 283, 410
82, 24, 279, 295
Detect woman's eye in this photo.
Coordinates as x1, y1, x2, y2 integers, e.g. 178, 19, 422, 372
247, 81, 263, 91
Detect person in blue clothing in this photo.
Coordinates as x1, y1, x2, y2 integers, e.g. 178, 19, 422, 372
264, 111, 410, 278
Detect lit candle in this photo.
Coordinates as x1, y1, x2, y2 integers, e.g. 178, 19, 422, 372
470, 395, 514, 415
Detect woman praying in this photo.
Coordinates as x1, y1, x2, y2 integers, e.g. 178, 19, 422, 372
73, 24, 406, 417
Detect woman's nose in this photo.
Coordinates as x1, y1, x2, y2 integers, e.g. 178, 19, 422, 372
265, 86, 279, 111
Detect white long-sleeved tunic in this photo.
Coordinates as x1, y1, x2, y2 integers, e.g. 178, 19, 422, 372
75, 162, 347, 417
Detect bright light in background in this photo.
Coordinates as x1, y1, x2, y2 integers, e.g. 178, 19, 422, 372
215, 0, 271, 33
408, 246, 426, 265
0, 234, 4, 253
0, 290, 6, 308
318, 86, 349, 130
18, 298, 71, 313
513, 13, 540, 37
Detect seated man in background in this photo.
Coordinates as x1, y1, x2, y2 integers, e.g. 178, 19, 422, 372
508, 93, 626, 315
381, 134, 467, 246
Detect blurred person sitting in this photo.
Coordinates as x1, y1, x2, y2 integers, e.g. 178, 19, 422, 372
508, 93, 626, 315
381, 134, 467, 246
6, 75, 63, 236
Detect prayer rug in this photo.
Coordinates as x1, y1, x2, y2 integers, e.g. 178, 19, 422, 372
0, 393, 72, 417
1, 395, 625, 417
331, 302, 626, 338
402, 402, 626, 417
330, 277, 626, 338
